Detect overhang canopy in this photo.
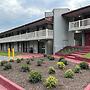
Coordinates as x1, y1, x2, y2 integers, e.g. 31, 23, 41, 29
62, 5, 90, 18
0, 17, 53, 35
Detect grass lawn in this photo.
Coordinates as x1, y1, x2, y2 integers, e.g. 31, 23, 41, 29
83, 52, 90, 59
0, 52, 18, 56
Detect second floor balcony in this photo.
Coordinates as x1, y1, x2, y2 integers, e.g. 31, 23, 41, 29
69, 18, 90, 31
0, 29, 53, 43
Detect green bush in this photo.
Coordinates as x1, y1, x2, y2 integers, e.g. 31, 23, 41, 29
29, 70, 42, 83
21, 58, 24, 61
21, 64, 30, 72
16, 58, 21, 63
57, 62, 65, 69
26, 59, 31, 64
31, 58, 34, 61
79, 62, 89, 69
48, 67, 55, 74
64, 69, 74, 78
47, 55, 55, 60
9, 59, 14, 62
0, 61, 8, 66
44, 76, 58, 89
58, 58, 68, 65
37, 60, 43, 66
3, 63, 12, 70
40, 59, 44, 62
44, 54, 47, 57
58, 57, 64, 62
73, 65, 81, 73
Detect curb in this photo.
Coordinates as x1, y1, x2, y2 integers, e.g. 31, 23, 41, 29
84, 84, 90, 90
0, 75, 24, 90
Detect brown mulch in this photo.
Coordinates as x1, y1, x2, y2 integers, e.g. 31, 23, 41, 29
0, 58, 90, 90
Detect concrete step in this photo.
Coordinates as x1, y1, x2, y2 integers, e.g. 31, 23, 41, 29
66, 55, 90, 63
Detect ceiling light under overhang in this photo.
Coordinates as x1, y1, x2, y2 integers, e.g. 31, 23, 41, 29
75, 30, 81, 33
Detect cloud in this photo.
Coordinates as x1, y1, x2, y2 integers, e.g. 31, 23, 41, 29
0, 0, 48, 31
42, 0, 57, 3
0, 0, 90, 32
66, 0, 90, 10
0, 0, 45, 20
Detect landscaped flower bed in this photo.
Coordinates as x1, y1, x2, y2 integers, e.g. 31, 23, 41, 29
0, 57, 89, 90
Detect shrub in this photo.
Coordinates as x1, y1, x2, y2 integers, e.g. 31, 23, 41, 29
64, 69, 74, 78
47, 55, 54, 60
58, 58, 68, 65
44, 76, 58, 89
58, 57, 64, 62
37, 60, 43, 66
79, 62, 89, 69
31, 58, 34, 61
16, 58, 21, 63
44, 54, 47, 57
61, 59, 68, 65
57, 62, 65, 69
26, 59, 31, 65
73, 65, 81, 73
21, 64, 30, 72
0, 61, 8, 66
40, 58, 44, 62
3, 63, 12, 70
29, 70, 42, 83
21, 58, 24, 61
9, 59, 14, 62
48, 67, 55, 74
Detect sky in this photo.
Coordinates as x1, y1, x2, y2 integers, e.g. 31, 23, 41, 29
0, 0, 90, 32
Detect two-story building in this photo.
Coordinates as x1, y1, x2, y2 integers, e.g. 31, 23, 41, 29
0, 17, 53, 54
0, 5, 90, 54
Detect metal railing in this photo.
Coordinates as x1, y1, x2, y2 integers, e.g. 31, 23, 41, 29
69, 18, 90, 31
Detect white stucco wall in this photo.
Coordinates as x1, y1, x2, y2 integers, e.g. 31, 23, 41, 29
14, 42, 18, 52
82, 32, 85, 46
3, 43, 7, 51
68, 31, 75, 46
28, 41, 38, 53
33, 41, 38, 53
45, 40, 53, 54
19, 42, 22, 52
0, 44, 1, 51
53, 8, 70, 54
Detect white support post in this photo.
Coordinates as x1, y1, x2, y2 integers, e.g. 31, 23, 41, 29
35, 31, 37, 39
79, 20, 80, 28
46, 29, 48, 38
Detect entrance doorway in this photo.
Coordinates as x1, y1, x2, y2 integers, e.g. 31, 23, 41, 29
38, 41, 45, 54
74, 33, 82, 46
21, 42, 28, 52
85, 33, 90, 46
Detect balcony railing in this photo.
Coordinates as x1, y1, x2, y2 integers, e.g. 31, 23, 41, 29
69, 18, 90, 31
0, 29, 53, 43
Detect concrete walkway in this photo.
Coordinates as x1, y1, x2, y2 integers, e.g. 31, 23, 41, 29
16, 53, 44, 59
0, 56, 8, 61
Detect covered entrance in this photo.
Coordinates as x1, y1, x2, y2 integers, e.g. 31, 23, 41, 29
38, 41, 45, 54
85, 32, 90, 46
74, 33, 82, 46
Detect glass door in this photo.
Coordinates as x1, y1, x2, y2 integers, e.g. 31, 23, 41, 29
38, 42, 45, 53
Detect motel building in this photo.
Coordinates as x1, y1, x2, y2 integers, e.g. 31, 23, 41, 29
0, 5, 90, 54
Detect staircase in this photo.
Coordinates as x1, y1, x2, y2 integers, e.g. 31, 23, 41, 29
65, 46, 90, 63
